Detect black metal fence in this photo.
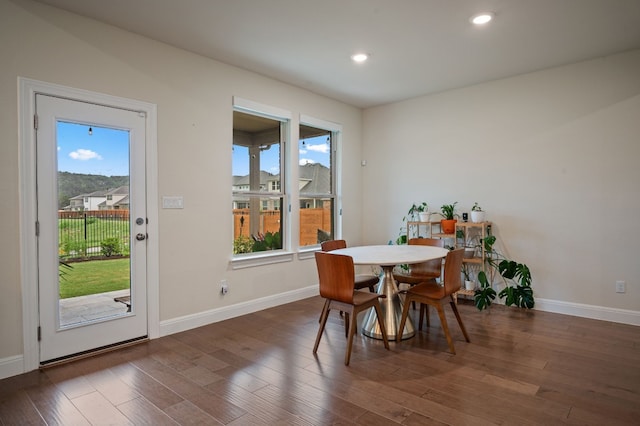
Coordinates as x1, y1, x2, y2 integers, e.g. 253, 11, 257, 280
58, 210, 130, 261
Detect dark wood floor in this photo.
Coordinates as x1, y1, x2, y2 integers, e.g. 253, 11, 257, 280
1, 296, 639, 425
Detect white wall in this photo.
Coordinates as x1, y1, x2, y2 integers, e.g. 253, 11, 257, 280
362, 49, 640, 317
0, 0, 363, 369
2, 0, 638, 379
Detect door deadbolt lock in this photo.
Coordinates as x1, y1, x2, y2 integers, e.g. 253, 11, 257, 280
136, 217, 144, 225
136, 233, 146, 241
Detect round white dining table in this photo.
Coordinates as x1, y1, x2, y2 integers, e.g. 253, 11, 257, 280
331, 244, 449, 340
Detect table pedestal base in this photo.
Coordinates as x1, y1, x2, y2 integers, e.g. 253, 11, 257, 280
362, 265, 415, 340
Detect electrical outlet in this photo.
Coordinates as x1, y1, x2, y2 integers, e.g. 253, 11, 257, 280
220, 279, 229, 295
615, 280, 626, 293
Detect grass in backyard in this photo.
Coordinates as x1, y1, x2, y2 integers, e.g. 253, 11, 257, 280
59, 258, 130, 299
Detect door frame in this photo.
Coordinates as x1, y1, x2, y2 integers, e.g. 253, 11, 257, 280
18, 78, 159, 372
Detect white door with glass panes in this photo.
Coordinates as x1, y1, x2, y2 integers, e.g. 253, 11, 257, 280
36, 94, 148, 363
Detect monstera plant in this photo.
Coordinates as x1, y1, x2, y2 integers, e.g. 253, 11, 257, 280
474, 234, 534, 310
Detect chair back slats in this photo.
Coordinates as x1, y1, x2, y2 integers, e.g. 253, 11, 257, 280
407, 238, 444, 277
442, 248, 465, 295
315, 251, 355, 303
321, 239, 347, 252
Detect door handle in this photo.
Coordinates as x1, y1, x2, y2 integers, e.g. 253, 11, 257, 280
136, 233, 146, 241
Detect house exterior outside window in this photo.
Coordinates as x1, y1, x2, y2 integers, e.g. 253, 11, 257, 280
232, 101, 288, 256
231, 99, 341, 261
298, 117, 339, 247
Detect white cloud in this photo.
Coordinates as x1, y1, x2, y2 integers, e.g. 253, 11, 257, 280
299, 148, 307, 154
306, 143, 329, 153
299, 158, 316, 165
69, 149, 102, 161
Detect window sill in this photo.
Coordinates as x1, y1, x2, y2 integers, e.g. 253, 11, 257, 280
230, 251, 294, 269
297, 246, 320, 261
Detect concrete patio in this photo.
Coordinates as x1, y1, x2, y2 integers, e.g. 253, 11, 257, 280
59, 289, 131, 327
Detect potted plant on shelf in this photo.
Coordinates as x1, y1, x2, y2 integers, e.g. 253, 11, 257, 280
408, 202, 429, 222
439, 202, 458, 234
470, 202, 486, 223
474, 234, 534, 311
396, 202, 430, 245
462, 264, 475, 291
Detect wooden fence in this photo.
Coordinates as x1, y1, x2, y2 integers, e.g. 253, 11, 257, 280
233, 208, 332, 246
59, 210, 130, 220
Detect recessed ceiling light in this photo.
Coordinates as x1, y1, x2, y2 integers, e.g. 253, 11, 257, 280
470, 12, 494, 25
351, 53, 368, 63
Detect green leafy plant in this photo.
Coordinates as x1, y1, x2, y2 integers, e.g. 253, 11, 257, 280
396, 201, 429, 245
462, 263, 472, 281
471, 202, 483, 212
474, 234, 534, 310
440, 202, 458, 220
100, 237, 122, 257
60, 238, 87, 258
252, 231, 282, 252
233, 235, 254, 254
407, 202, 428, 219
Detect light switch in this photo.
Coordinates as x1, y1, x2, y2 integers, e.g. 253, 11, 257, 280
162, 196, 184, 209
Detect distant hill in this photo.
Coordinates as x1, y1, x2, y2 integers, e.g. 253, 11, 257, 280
58, 172, 129, 209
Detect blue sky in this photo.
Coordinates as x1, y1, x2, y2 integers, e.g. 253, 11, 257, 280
57, 121, 130, 176
232, 135, 330, 176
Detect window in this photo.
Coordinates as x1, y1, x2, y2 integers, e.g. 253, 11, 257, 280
299, 117, 339, 247
232, 101, 289, 256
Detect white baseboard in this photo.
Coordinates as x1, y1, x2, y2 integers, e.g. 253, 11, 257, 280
160, 285, 318, 337
535, 298, 640, 326
0, 355, 25, 381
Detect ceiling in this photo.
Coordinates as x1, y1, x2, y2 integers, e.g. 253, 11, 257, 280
35, 0, 640, 108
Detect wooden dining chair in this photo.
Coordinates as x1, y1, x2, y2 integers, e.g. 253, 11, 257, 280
319, 239, 380, 326
314, 251, 390, 365
321, 240, 379, 292
396, 248, 470, 354
394, 238, 444, 309
394, 238, 444, 287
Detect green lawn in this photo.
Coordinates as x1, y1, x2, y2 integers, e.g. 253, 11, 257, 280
59, 258, 130, 299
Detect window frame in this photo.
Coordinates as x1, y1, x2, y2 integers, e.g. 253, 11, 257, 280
298, 114, 342, 253
231, 98, 293, 269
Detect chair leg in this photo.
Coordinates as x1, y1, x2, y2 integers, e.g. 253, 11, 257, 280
396, 295, 412, 343
345, 309, 357, 365
418, 303, 430, 330
426, 303, 430, 328
319, 299, 330, 323
314, 301, 330, 354
434, 302, 456, 354
373, 303, 390, 350
418, 303, 429, 331
449, 298, 470, 342
344, 313, 350, 338
318, 300, 349, 336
